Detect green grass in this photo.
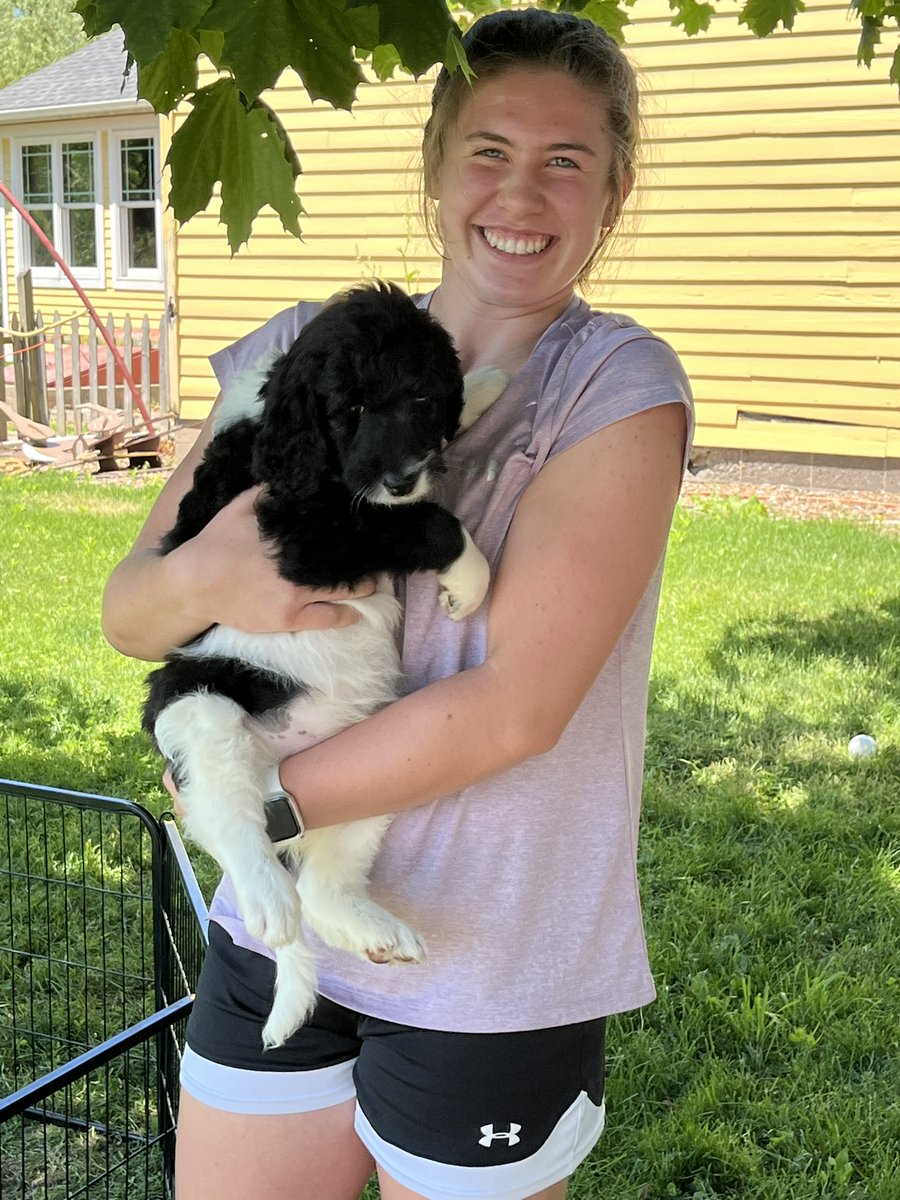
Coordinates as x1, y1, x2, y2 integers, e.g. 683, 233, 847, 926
1, 474, 898, 1199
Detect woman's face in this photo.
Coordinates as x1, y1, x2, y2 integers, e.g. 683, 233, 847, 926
430, 67, 621, 316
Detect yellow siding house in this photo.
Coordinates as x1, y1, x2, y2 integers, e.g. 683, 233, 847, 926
3, 7, 898, 469
0, 33, 168, 376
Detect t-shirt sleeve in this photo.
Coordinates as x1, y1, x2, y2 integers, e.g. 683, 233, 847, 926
208, 301, 322, 394
546, 326, 695, 473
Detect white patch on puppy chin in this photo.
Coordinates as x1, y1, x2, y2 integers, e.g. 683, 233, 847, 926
437, 528, 490, 620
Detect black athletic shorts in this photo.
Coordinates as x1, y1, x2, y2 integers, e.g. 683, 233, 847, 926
181, 923, 607, 1199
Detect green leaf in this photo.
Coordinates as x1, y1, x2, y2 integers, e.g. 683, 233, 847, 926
166, 78, 304, 253
197, 29, 225, 66
849, 0, 889, 17
354, 0, 456, 77
198, 0, 364, 108
577, 0, 632, 42
368, 42, 402, 81
739, 0, 806, 37
670, 0, 716, 36
891, 45, 900, 93
138, 29, 200, 113
552, 0, 631, 42
442, 29, 475, 83
74, 0, 213, 63
857, 15, 881, 66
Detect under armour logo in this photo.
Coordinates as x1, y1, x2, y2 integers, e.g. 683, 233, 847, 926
479, 1123, 522, 1148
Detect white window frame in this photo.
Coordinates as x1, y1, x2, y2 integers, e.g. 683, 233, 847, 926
110, 128, 164, 290
12, 130, 104, 289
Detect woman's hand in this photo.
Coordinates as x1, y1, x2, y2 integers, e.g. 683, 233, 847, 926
170, 486, 373, 634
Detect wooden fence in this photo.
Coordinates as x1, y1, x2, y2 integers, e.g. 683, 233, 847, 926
1, 277, 170, 444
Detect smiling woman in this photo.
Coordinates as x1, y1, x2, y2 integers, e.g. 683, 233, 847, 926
102, 9, 693, 1200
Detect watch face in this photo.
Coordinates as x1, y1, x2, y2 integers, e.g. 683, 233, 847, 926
264, 795, 302, 843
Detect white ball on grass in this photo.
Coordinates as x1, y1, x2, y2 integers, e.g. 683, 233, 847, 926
848, 734, 877, 760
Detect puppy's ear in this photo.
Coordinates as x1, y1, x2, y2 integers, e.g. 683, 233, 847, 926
251, 342, 330, 493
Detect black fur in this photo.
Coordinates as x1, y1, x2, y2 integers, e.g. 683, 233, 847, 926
143, 282, 470, 733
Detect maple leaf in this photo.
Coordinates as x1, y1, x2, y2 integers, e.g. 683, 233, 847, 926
669, 0, 715, 36
555, 0, 632, 43
75, 0, 212, 63
166, 79, 304, 254
197, 0, 363, 109
138, 29, 201, 113
738, 0, 806, 37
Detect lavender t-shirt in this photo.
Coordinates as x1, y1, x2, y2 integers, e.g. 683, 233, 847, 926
207, 293, 694, 1033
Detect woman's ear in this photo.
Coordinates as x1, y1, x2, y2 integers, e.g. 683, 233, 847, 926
607, 168, 635, 226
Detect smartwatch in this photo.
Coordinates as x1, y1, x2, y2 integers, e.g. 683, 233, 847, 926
263, 766, 305, 844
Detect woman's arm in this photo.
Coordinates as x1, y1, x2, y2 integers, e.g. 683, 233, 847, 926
102, 400, 373, 662
280, 400, 688, 827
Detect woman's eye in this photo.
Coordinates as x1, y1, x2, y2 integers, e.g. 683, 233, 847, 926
475, 147, 504, 160
550, 156, 579, 169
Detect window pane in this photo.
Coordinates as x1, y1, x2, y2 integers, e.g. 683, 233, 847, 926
127, 206, 157, 269
27, 207, 55, 267
67, 208, 97, 268
63, 142, 94, 203
121, 139, 156, 201
23, 145, 52, 204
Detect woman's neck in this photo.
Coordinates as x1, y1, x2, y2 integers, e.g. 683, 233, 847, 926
427, 285, 578, 377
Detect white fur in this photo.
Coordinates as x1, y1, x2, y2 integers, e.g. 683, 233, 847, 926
158, 369, 499, 1049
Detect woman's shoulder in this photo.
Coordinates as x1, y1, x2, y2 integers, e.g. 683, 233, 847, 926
209, 300, 324, 389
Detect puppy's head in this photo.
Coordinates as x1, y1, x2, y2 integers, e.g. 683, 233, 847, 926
253, 282, 464, 505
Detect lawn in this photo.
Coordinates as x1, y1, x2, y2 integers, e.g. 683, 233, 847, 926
1, 472, 897, 1200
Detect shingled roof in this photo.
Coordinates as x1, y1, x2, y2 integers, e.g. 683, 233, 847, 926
0, 30, 151, 120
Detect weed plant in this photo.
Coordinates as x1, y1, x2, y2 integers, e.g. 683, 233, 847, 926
0, 474, 897, 1199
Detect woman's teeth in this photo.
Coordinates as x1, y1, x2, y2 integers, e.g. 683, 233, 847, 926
482, 229, 550, 256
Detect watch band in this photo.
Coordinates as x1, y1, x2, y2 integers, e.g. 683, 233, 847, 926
263, 764, 305, 843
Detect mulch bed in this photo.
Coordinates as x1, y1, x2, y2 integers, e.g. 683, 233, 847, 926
681, 479, 900, 531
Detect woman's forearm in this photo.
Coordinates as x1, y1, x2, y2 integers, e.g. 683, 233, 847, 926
278, 659, 542, 829
102, 542, 211, 662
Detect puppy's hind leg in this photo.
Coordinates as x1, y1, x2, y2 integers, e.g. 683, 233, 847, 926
299, 819, 425, 966
154, 692, 302, 947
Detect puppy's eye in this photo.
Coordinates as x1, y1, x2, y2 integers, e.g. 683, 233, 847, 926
349, 404, 364, 416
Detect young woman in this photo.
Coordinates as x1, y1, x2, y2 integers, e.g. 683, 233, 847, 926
103, 9, 693, 1199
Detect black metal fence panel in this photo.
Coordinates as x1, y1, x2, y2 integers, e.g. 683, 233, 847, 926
0, 780, 208, 1200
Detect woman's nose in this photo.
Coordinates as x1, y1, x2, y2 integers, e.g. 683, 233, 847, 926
497, 167, 544, 216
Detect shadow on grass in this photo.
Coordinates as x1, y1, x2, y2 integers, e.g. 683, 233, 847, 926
0, 673, 161, 806
709, 595, 900, 677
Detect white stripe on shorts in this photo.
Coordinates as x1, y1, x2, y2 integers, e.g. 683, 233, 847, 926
180, 1044, 358, 1115
355, 1090, 606, 1200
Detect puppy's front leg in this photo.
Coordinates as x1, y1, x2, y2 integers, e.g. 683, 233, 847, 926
437, 526, 490, 621
154, 692, 302, 947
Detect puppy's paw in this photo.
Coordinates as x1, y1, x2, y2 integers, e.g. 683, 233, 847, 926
437, 528, 490, 622
306, 897, 426, 966
460, 367, 510, 430
235, 862, 302, 948
362, 913, 427, 966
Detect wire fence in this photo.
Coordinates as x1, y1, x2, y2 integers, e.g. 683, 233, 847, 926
0, 780, 208, 1199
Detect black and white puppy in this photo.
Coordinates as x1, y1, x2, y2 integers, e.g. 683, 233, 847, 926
143, 283, 500, 1048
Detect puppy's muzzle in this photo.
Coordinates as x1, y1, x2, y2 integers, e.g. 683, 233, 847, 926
383, 468, 424, 498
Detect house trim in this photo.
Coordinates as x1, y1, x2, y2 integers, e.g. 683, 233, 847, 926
1, 100, 153, 126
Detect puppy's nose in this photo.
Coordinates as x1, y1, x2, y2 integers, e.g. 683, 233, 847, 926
383, 469, 421, 497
